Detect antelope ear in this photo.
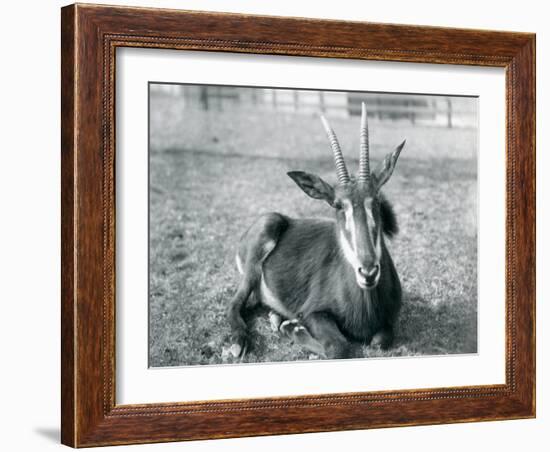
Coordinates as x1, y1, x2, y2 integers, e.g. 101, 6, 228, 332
287, 171, 335, 206
374, 140, 406, 190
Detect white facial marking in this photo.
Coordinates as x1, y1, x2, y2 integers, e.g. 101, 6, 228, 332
365, 201, 375, 223
339, 230, 361, 270
364, 200, 382, 261
343, 201, 358, 254
340, 198, 383, 289
375, 227, 382, 258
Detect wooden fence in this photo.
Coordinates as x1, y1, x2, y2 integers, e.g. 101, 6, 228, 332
150, 84, 477, 128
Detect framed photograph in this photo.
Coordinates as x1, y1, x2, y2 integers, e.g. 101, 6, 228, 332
61, 3, 535, 447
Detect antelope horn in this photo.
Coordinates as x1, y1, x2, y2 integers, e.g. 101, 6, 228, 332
358, 102, 370, 183
320, 115, 350, 185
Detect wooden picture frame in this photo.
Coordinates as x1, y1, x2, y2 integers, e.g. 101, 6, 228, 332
61, 3, 535, 447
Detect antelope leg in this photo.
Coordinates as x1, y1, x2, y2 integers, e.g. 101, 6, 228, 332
303, 312, 353, 359
279, 318, 326, 357
371, 326, 395, 350
227, 276, 255, 358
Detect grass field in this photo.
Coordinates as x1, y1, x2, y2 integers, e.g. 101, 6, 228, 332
148, 121, 478, 367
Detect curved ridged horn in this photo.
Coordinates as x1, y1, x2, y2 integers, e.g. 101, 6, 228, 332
320, 115, 350, 185
358, 102, 370, 183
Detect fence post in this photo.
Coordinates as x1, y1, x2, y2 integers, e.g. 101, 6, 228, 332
409, 100, 416, 125
217, 86, 222, 111
446, 98, 453, 128
199, 86, 209, 111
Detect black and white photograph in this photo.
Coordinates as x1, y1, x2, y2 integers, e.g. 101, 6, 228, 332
148, 84, 478, 367
2, 0, 543, 450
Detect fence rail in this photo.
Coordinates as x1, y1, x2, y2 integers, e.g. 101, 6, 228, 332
150, 84, 477, 128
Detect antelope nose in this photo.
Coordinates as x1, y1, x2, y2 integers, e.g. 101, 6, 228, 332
359, 264, 380, 283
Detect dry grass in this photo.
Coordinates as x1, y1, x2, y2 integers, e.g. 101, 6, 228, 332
149, 129, 477, 366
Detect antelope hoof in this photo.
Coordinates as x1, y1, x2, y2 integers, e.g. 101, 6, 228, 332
229, 331, 249, 358
280, 319, 306, 337
371, 330, 394, 350
228, 341, 248, 360
269, 311, 283, 332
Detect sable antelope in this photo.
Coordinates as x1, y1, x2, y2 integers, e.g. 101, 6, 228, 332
227, 103, 406, 359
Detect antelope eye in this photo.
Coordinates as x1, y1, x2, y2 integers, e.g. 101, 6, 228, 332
333, 201, 343, 210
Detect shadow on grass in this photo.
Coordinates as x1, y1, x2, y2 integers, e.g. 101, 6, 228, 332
226, 290, 477, 363
366, 291, 477, 358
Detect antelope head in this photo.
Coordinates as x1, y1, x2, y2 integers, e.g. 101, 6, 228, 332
288, 102, 406, 290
